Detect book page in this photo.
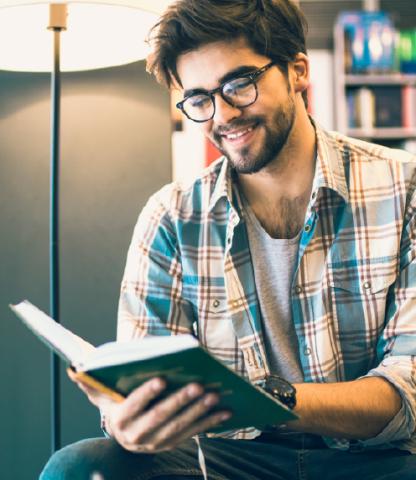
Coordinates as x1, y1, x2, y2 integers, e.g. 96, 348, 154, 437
10, 300, 95, 366
83, 334, 199, 371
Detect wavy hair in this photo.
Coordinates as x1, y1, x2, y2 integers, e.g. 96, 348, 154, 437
147, 0, 308, 105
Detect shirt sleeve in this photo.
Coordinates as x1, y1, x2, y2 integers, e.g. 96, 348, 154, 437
359, 182, 416, 450
117, 186, 195, 341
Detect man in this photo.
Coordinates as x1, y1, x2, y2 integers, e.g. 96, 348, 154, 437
41, 1, 416, 478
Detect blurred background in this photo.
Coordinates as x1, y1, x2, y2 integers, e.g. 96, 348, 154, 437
1, 1, 416, 478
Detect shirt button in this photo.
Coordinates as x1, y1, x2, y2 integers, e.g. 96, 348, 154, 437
311, 191, 317, 200
363, 281, 371, 290
304, 346, 312, 356
304, 224, 311, 233
212, 299, 220, 308
294, 286, 303, 294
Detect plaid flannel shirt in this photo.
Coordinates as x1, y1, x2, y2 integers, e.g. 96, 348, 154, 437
118, 123, 416, 452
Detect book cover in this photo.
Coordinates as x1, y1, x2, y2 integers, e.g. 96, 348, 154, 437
10, 300, 297, 433
374, 86, 403, 128
347, 89, 357, 128
402, 85, 416, 128
338, 11, 396, 73
356, 87, 376, 129
397, 30, 416, 74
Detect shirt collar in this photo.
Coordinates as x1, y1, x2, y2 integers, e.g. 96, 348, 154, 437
208, 156, 236, 212
313, 122, 349, 204
207, 121, 350, 213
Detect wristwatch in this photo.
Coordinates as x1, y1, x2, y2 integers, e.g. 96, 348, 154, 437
263, 375, 297, 410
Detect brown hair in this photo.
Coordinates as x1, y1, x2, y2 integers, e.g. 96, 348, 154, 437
147, 0, 308, 105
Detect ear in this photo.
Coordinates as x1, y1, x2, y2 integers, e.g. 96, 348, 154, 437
290, 52, 310, 94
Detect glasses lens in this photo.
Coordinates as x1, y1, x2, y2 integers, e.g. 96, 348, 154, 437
182, 93, 214, 122
222, 77, 256, 107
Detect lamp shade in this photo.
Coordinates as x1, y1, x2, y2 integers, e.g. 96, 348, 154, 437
0, 0, 171, 72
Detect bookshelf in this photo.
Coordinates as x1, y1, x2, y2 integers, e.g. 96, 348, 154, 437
334, 15, 416, 147
347, 127, 416, 140
344, 74, 416, 86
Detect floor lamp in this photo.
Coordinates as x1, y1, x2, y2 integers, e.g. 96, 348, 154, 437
0, 0, 170, 453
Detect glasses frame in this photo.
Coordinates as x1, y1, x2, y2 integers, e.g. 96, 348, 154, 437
176, 61, 275, 123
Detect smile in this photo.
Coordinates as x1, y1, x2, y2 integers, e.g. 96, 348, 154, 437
219, 123, 260, 147
223, 126, 254, 140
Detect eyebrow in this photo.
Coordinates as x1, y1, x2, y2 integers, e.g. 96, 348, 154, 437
183, 64, 260, 98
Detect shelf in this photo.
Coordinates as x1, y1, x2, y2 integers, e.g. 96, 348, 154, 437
347, 128, 416, 139
344, 74, 416, 86
334, 18, 416, 144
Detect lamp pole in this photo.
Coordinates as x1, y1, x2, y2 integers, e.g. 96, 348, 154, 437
48, 3, 67, 453
0, 0, 166, 456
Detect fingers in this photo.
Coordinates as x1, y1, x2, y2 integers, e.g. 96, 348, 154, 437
67, 369, 169, 419
172, 409, 232, 446
66, 368, 119, 409
113, 382, 203, 446
67, 369, 233, 453
110, 377, 169, 437
67, 367, 78, 382
120, 378, 168, 419
117, 386, 232, 453
67, 368, 103, 406
129, 383, 204, 435
149, 392, 219, 441
144, 393, 231, 449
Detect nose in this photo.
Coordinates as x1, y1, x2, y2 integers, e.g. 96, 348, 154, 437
212, 95, 242, 125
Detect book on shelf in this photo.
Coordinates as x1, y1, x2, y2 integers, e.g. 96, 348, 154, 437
402, 85, 416, 128
347, 90, 357, 128
374, 86, 403, 128
347, 87, 376, 129
338, 11, 396, 74
357, 87, 376, 129
10, 300, 297, 433
397, 30, 416, 74
347, 86, 407, 130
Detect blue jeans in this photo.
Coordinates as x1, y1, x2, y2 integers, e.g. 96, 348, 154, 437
40, 432, 415, 479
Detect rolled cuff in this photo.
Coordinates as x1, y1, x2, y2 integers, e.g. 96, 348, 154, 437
359, 355, 416, 452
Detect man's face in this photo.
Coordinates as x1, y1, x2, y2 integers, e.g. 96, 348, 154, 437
176, 38, 297, 174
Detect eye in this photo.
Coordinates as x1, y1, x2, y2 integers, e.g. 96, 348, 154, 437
223, 76, 252, 96
187, 94, 211, 109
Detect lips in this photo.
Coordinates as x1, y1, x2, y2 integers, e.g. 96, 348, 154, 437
223, 126, 254, 140
218, 122, 258, 145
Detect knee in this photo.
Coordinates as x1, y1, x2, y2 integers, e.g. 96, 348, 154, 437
39, 438, 116, 480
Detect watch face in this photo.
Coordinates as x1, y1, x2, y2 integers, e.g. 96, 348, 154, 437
264, 375, 296, 409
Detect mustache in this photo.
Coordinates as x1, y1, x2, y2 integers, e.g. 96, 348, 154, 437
214, 117, 263, 137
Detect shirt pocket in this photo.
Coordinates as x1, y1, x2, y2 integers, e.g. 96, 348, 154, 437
329, 273, 396, 296
327, 269, 396, 371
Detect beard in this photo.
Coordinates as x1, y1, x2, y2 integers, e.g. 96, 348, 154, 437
210, 96, 296, 174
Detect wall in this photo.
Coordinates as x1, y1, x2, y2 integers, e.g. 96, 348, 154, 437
308, 50, 334, 130
0, 61, 171, 479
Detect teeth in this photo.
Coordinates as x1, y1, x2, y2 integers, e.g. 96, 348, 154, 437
225, 127, 253, 140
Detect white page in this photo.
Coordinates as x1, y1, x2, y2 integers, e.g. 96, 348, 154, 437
83, 334, 199, 371
11, 300, 95, 366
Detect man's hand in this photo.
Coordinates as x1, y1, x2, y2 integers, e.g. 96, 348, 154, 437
68, 370, 231, 453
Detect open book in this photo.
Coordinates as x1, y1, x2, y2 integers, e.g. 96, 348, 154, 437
10, 300, 297, 432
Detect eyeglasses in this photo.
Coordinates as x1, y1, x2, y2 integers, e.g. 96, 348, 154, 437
176, 61, 275, 123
